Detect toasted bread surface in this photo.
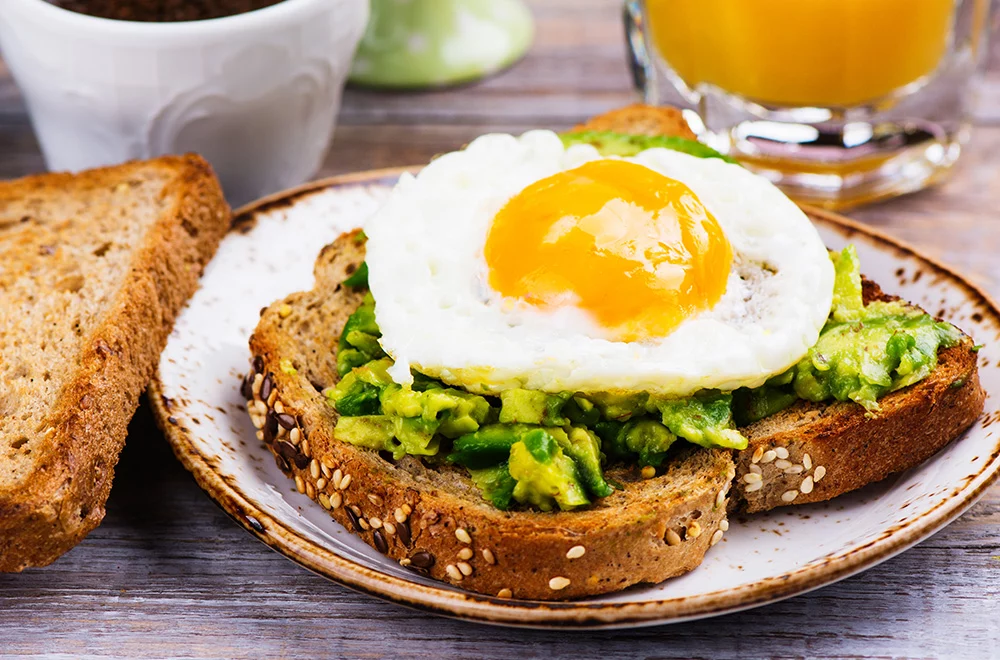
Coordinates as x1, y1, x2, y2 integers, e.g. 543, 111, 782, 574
248, 231, 735, 600
0, 156, 229, 571
570, 103, 697, 140
732, 280, 985, 512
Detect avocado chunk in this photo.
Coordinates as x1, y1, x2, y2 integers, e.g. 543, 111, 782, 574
560, 130, 737, 163
737, 247, 965, 418
336, 292, 385, 377
328, 372, 382, 416
333, 415, 395, 450
829, 245, 865, 322
468, 462, 517, 510
650, 392, 748, 450
508, 429, 589, 511
343, 261, 369, 288
548, 426, 614, 497
584, 391, 649, 421
327, 358, 394, 414
733, 377, 799, 426
594, 418, 678, 467
791, 304, 962, 411
563, 395, 601, 426
498, 389, 571, 426
448, 424, 526, 469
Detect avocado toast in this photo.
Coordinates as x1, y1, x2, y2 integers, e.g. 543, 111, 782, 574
244, 106, 984, 600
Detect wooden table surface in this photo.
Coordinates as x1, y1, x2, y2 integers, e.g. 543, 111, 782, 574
2, 2, 1000, 658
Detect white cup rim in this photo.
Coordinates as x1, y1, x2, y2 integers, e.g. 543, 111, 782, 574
17, 0, 332, 35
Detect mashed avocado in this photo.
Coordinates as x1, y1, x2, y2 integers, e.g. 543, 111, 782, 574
734, 246, 964, 422
559, 130, 737, 163
325, 143, 968, 512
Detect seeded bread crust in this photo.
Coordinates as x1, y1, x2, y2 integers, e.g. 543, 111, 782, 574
248, 231, 735, 600
0, 156, 229, 571
731, 280, 985, 513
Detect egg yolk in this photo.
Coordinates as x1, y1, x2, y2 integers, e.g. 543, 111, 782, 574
485, 159, 733, 342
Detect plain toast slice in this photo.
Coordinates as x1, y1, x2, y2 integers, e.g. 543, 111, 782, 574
248, 231, 735, 600
0, 155, 229, 571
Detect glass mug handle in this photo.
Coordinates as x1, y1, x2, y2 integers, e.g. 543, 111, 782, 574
623, 0, 654, 101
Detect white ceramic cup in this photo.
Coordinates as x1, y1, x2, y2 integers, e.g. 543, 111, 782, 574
0, 0, 369, 206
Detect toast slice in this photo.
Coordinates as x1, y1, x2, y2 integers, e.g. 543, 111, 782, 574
571, 103, 698, 140
248, 231, 735, 600
247, 105, 984, 598
731, 280, 984, 513
0, 156, 229, 571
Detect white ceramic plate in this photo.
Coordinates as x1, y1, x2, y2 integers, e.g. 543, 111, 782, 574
151, 168, 1000, 628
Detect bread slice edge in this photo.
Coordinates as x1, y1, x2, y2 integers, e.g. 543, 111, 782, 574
0, 155, 230, 571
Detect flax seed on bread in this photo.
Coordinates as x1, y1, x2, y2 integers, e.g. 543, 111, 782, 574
0, 155, 229, 571
248, 230, 735, 600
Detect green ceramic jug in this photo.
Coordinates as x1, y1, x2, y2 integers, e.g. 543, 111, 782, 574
350, 0, 534, 88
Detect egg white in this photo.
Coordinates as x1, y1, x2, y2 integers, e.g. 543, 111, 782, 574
364, 130, 834, 397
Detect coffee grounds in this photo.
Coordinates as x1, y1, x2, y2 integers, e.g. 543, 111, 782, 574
52, 0, 286, 22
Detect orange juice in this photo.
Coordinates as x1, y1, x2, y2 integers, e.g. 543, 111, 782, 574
646, 0, 955, 107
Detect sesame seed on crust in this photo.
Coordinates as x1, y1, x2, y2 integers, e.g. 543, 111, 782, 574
814, 465, 827, 482
710, 529, 724, 546
455, 528, 472, 544
445, 564, 463, 581
666, 529, 682, 546
751, 446, 764, 463
482, 548, 496, 565
549, 577, 571, 591
801, 476, 815, 494
458, 547, 473, 560
566, 545, 586, 560
781, 489, 799, 503
761, 450, 777, 463
774, 446, 790, 459
497, 588, 512, 599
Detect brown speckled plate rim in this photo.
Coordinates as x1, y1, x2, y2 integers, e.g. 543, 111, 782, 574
150, 166, 1000, 629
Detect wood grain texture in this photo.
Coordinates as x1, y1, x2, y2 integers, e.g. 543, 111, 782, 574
1, 0, 999, 657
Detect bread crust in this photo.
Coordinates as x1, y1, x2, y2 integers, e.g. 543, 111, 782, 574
0, 156, 230, 571
732, 281, 985, 513
570, 103, 697, 140
248, 231, 734, 600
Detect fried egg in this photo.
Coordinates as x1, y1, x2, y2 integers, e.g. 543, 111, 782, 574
364, 130, 834, 397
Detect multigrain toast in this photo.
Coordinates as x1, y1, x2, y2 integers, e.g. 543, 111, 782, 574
246, 106, 984, 599
248, 232, 735, 600
0, 156, 229, 571
733, 280, 983, 513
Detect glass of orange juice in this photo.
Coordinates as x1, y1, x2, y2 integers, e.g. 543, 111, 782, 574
625, 0, 993, 209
